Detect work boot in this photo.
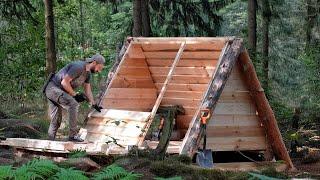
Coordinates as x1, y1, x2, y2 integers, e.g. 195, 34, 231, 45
68, 135, 84, 142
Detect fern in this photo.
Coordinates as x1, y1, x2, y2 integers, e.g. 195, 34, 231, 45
49, 167, 88, 180
14, 159, 59, 179
68, 149, 87, 158
0, 165, 14, 179
154, 176, 183, 180
93, 164, 142, 180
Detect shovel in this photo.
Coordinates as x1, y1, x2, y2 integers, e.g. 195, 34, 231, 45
196, 109, 214, 168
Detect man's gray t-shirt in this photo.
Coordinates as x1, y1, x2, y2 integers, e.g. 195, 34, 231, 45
52, 61, 91, 90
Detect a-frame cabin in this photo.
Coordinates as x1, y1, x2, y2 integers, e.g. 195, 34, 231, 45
0, 37, 294, 170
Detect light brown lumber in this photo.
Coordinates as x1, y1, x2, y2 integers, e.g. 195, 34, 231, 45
85, 133, 140, 146
160, 97, 201, 107
132, 37, 228, 43
206, 136, 266, 151
122, 58, 147, 67
152, 75, 211, 84
102, 98, 156, 111
213, 102, 257, 115
128, 44, 145, 58
144, 51, 221, 59
138, 42, 186, 146
137, 41, 226, 51
105, 88, 157, 99
208, 114, 262, 127
111, 77, 155, 88
149, 67, 215, 76
118, 67, 152, 77
145, 140, 182, 154
179, 38, 241, 156
238, 49, 294, 169
88, 109, 151, 121
155, 83, 208, 91
161, 90, 204, 99
146, 59, 217, 67
218, 91, 252, 102
85, 124, 146, 138
176, 115, 194, 129
206, 126, 265, 137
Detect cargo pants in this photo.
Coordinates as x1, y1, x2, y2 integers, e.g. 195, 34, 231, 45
45, 81, 79, 139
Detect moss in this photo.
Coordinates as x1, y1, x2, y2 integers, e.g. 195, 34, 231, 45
167, 154, 192, 165
259, 166, 288, 179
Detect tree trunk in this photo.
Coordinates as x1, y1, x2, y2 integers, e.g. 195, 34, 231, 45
44, 0, 57, 76
248, 0, 257, 66
261, 0, 271, 93
80, 0, 85, 56
132, 0, 142, 36
238, 50, 295, 170
141, 0, 151, 36
305, 0, 318, 51
180, 39, 243, 157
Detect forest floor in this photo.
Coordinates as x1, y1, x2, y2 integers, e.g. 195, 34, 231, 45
0, 109, 320, 179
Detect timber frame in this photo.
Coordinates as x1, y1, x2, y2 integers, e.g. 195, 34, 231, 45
0, 37, 294, 170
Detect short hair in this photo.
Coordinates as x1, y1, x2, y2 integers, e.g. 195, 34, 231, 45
86, 54, 105, 64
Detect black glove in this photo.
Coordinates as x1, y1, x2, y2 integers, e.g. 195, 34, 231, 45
73, 93, 87, 102
92, 104, 103, 112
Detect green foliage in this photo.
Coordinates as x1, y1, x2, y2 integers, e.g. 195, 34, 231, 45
0, 165, 14, 179
13, 159, 59, 179
248, 172, 281, 180
68, 149, 88, 159
93, 164, 142, 180
49, 167, 88, 180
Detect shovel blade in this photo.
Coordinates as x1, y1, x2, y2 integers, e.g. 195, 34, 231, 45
196, 149, 214, 168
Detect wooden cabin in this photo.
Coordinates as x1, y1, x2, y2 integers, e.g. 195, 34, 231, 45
0, 37, 294, 171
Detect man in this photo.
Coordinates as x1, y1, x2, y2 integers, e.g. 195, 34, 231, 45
44, 54, 105, 142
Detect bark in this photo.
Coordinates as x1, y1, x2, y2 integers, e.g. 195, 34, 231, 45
132, 0, 142, 36
248, 0, 257, 65
141, 0, 151, 36
238, 50, 294, 170
44, 0, 57, 76
305, 0, 318, 50
180, 39, 243, 157
261, 0, 271, 92
80, 0, 85, 54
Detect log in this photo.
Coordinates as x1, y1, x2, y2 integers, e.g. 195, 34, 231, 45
237, 50, 294, 170
179, 38, 243, 157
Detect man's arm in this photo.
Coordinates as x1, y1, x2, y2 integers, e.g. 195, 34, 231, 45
61, 75, 77, 96
83, 83, 94, 105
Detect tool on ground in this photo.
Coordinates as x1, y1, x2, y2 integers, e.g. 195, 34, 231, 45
196, 108, 214, 168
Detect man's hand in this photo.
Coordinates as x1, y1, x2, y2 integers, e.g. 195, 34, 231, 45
92, 104, 103, 112
73, 93, 87, 102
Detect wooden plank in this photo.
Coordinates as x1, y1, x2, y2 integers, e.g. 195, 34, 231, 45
144, 140, 182, 153
146, 59, 217, 67
85, 124, 146, 138
160, 97, 201, 107
213, 102, 257, 115
128, 44, 145, 58
152, 75, 211, 84
207, 136, 266, 151
144, 51, 221, 59
138, 42, 186, 146
85, 133, 140, 145
208, 114, 262, 127
105, 88, 157, 99
155, 83, 208, 91
89, 109, 151, 121
111, 76, 155, 88
138, 41, 225, 51
133, 37, 227, 43
224, 79, 248, 92
149, 67, 215, 76
102, 98, 156, 111
218, 91, 252, 102
122, 58, 148, 67
206, 126, 265, 137
118, 67, 151, 77
162, 90, 204, 99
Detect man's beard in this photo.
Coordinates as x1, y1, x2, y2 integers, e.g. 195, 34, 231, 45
90, 68, 97, 73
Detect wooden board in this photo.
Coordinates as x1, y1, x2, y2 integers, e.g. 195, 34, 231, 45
105, 88, 157, 99
122, 58, 148, 67
85, 123, 146, 138
146, 59, 217, 67
144, 140, 182, 153
103, 98, 156, 111
206, 126, 265, 137
137, 41, 226, 51
207, 136, 266, 151
111, 77, 155, 88
132, 37, 227, 43
128, 44, 145, 58
85, 133, 140, 145
155, 83, 208, 91
162, 90, 204, 99
149, 67, 215, 76
160, 97, 201, 107
176, 115, 194, 129
152, 75, 211, 84
144, 51, 221, 59
89, 109, 151, 121
213, 102, 257, 115
118, 67, 152, 77
218, 91, 252, 102
208, 114, 262, 127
